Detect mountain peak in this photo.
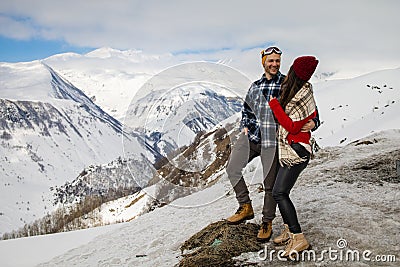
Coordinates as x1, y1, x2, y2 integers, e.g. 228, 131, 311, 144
85, 47, 143, 59
0, 61, 53, 102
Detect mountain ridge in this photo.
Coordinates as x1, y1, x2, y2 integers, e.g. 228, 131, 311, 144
0, 61, 151, 235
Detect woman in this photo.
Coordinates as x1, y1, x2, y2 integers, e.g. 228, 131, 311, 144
268, 56, 319, 258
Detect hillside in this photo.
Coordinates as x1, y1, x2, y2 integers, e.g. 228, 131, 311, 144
313, 67, 400, 147
0, 61, 151, 235
0, 129, 398, 266
44, 49, 400, 147
43, 48, 174, 121
0, 51, 399, 266
2, 62, 398, 238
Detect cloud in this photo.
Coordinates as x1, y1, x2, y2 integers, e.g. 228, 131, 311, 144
0, 15, 36, 39
0, 0, 399, 78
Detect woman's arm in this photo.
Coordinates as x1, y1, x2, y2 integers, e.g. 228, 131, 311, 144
269, 98, 316, 134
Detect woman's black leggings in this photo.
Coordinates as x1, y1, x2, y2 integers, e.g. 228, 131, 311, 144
272, 143, 310, 234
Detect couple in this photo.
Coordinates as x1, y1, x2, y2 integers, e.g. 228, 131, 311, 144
226, 46, 320, 258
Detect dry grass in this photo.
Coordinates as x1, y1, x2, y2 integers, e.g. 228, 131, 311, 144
178, 220, 263, 267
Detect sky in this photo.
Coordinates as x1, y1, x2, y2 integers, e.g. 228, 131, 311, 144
0, 0, 399, 78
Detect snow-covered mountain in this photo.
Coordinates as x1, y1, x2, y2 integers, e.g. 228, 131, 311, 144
43, 48, 400, 148
0, 61, 153, 235
43, 47, 177, 121
126, 84, 241, 159
48, 62, 399, 235
45, 51, 248, 159
313, 67, 400, 147
1, 129, 399, 267
0, 47, 399, 265
42, 58, 400, 231
0, 51, 251, 237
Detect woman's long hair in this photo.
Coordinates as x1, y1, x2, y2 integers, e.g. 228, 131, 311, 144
279, 66, 306, 109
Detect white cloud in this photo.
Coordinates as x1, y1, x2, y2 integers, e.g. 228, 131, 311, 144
0, 0, 399, 78
0, 15, 36, 39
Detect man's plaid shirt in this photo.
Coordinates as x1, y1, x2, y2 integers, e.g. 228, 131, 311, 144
240, 72, 285, 148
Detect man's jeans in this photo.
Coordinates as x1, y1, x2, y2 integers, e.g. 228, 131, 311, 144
227, 133, 279, 222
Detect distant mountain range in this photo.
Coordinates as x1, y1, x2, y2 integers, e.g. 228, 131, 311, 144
0, 47, 399, 236
0, 60, 152, 234
0, 52, 246, 235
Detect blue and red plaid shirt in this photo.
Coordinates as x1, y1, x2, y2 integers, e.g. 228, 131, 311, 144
240, 72, 285, 148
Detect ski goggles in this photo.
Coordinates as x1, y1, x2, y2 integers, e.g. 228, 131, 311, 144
261, 46, 282, 57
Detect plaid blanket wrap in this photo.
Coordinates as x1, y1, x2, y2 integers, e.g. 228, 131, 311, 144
278, 83, 316, 167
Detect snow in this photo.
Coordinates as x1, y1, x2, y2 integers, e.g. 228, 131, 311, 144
43, 48, 176, 121
313, 67, 400, 147
0, 129, 398, 266
0, 49, 399, 266
43, 48, 400, 147
43, 48, 400, 148
0, 61, 54, 102
0, 98, 137, 234
0, 222, 124, 267
0, 61, 148, 235
98, 190, 154, 224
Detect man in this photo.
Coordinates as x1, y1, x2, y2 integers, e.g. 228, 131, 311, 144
226, 46, 320, 242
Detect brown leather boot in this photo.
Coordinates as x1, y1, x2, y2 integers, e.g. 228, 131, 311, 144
257, 221, 272, 242
226, 203, 254, 225
273, 224, 290, 245
283, 232, 310, 259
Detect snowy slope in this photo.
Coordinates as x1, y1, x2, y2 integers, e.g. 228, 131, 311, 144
313, 67, 400, 147
0, 47, 399, 266
44, 48, 400, 148
2, 59, 398, 238
43, 48, 177, 121
0, 222, 124, 267
46, 52, 249, 157
127, 83, 241, 157
0, 129, 398, 267
98, 190, 155, 224
123, 61, 250, 159
0, 61, 150, 235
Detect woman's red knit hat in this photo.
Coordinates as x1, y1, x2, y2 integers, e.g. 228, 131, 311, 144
292, 56, 319, 81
